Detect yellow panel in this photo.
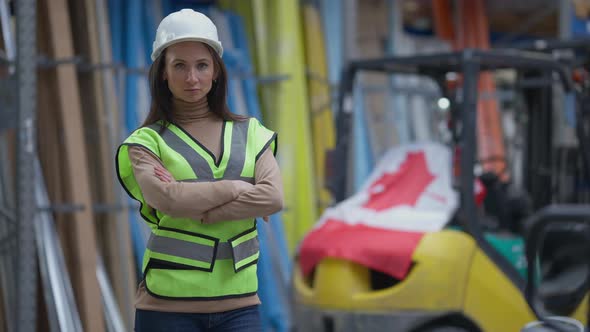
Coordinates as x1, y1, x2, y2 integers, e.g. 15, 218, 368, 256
301, 4, 336, 213
463, 250, 535, 331
294, 230, 477, 311
571, 295, 589, 323
464, 250, 588, 329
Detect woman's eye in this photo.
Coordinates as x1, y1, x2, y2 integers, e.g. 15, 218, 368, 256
198, 63, 208, 70
174, 63, 185, 69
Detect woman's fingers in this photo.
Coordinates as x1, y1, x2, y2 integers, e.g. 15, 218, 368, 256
156, 175, 171, 183
154, 166, 173, 182
155, 173, 170, 182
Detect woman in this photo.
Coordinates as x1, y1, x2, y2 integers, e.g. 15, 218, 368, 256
116, 9, 283, 332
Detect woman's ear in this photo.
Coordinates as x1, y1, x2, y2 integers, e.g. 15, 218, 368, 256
163, 72, 167, 81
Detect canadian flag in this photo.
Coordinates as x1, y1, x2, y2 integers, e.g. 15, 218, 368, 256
298, 143, 461, 280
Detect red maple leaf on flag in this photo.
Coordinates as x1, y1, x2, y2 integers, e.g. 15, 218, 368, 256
363, 151, 436, 211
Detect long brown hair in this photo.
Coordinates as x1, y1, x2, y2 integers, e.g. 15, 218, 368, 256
141, 43, 245, 129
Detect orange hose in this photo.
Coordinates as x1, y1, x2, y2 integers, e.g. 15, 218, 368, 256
434, 0, 509, 180
432, 0, 455, 42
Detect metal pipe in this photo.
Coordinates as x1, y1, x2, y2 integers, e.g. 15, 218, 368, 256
460, 50, 481, 237
15, 0, 38, 330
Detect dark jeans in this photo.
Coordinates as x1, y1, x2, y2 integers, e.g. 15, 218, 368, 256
135, 305, 262, 332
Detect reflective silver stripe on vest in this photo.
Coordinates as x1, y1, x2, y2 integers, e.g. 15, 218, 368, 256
147, 233, 215, 263
233, 236, 260, 263
223, 120, 249, 180
148, 123, 214, 180
147, 233, 259, 262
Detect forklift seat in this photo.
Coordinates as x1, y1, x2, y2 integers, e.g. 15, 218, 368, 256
538, 262, 588, 315
538, 229, 590, 315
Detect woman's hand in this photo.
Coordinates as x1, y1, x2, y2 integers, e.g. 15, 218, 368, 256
231, 180, 270, 222
154, 165, 174, 183
233, 180, 254, 194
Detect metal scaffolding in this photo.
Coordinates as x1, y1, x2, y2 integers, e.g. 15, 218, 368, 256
15, 0, 38, 331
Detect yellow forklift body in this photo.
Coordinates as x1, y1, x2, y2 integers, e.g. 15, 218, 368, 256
294, 229, 588, 330
463, 248, 587, 331
463, 249, 535, 330
294, 230, 475, 311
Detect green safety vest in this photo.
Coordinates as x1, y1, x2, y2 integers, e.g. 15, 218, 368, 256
116, 117, 277, 300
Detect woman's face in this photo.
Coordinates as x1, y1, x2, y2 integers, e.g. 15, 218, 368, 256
163, 41, 216, 103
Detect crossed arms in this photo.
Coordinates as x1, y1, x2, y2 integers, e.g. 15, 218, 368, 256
129, 146, 284, 223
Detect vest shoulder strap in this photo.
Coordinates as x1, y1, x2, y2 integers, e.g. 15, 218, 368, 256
122, 125, 163, 158
247, 118, 277, 160
116, 125, 164, 226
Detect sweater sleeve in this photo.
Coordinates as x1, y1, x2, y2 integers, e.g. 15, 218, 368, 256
129, 146, 249, 220
202, 148, 284, 223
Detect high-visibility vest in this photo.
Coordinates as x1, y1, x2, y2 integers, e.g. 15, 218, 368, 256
116, 117, 277, 300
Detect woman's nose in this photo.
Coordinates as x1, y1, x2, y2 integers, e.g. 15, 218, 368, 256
186, 68, 198, 83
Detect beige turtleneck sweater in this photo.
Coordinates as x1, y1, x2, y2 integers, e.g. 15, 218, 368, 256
128, 97, 283, 313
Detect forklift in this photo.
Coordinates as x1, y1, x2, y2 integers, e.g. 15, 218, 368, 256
293, 47, 590, 331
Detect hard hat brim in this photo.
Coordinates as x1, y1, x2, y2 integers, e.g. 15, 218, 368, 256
151, 37, 224, 61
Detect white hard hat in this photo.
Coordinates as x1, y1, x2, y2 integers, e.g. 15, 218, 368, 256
151, 9, 223, 61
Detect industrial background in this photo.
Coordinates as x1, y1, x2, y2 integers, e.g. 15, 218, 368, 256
1, 0, 590, 331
